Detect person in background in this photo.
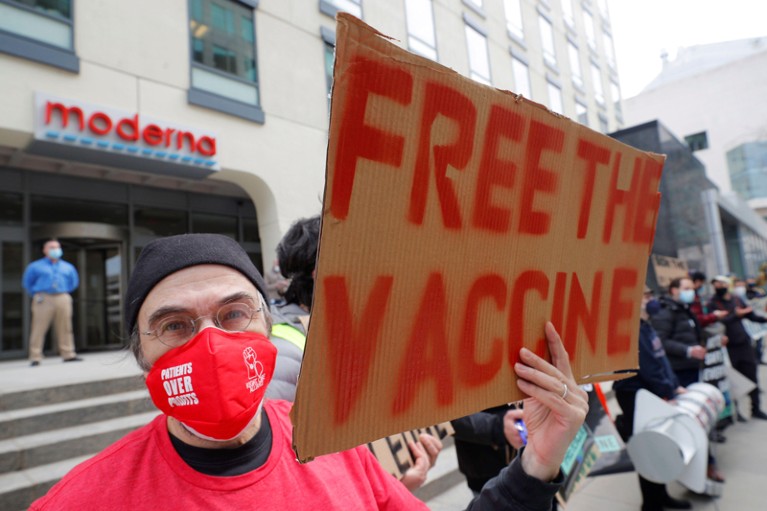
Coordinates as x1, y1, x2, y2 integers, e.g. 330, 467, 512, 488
614, 286, 691, 511
29, 233, 589, 511
265, 216, 319, 402
651, 277, 706, 387
263, 258, 290, 305
452, 405, 525, 497
689, 271, 728, 328
708, 275, 767, 420
264, 215, 442, 491
745, 278, 767, 364
22, 239, 82, 366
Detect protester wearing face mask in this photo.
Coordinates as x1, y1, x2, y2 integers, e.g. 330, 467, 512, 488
29, 233, 589, 511
708, 275, 767, 420
614, 286, 690, 511
22, 238, 82, 366
688, 270, 728, 328
650, 277, 707, 387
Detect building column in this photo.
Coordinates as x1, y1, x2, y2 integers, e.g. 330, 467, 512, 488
702, 188, 729, 275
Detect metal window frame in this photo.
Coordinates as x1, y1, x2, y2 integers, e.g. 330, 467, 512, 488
186, 0, 264, 123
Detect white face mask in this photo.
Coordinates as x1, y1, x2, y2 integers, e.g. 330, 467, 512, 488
733, 286, 747, 297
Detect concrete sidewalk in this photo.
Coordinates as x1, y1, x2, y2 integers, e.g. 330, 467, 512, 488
427, 365, 767, 510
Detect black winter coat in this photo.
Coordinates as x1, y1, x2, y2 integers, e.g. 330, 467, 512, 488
650, 297, 703, 371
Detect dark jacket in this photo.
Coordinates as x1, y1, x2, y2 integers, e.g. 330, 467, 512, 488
707, 294, 767, 348
452, 405, 518, 493
613, 320, 679, 400
650, 296, 703, 371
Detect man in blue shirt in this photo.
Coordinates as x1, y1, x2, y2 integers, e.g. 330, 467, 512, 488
22, 239, 82, 366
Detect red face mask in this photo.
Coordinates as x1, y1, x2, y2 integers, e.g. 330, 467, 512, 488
145, 328, 277, 441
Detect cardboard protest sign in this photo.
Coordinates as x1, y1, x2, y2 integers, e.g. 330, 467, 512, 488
651, 254, 688, 289
367, 422, 453, 479
291, 14, 664, 461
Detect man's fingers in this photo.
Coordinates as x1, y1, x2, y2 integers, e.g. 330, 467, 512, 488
514, 358, 588, 405
544, 321, 575, 380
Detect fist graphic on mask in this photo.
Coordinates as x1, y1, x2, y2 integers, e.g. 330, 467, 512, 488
243, 347, 265, 386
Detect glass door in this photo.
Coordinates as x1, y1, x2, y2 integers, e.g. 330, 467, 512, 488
66, 242, 124, 350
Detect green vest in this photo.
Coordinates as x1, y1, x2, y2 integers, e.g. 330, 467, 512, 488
271, 323, 307, 352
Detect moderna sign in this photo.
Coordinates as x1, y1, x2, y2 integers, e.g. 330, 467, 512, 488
32, 93, 220, 174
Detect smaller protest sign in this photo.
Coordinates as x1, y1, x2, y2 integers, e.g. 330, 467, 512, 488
651, 255, 688, 289
367, 423, 453, 479
700, 334, 732, 420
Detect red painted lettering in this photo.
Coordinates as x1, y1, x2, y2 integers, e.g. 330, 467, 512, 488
551, 272, 568, 334
331, 56, 413, 220
324, 275, 394, 424
409, 82, 476, 228
392, 273, 454, 415
608, 268, 637, 355
632, 157, 663, 243
458, 274, 506, 387
575, 139, 611, 239
563, 271, 603, 355
472, 104, 524, 232
518, 120, 565, 235
602, 153, 642, 244
508, 270, 549, 365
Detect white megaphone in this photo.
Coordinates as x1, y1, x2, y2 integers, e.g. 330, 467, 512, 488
627, 383, 725, 494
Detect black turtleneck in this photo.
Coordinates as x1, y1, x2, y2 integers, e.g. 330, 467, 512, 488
168, 409, 272, 476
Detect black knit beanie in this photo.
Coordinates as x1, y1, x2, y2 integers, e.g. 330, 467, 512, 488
124, 233, 267, 335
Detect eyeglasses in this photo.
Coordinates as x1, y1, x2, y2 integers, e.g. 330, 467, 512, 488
141, 302, 263, 347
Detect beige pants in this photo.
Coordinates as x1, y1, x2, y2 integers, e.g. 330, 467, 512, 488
28, 293, 77, 362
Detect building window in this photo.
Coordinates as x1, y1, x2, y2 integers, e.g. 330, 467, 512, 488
503, 0, 524, 40
561, 0, 574, 29
685, 132, 709, 152
405, 0, 437, 61
321, 26, 335, 106
598, 114, 608, 133
0, 192, 23, 226
319, 0, 361, 18
187, 0, 264, 123
568, 41, 582, 89
547, 82, 563, 114
464, 0, 483, 11
539, 15, 556, 68
511, 57, 531, 98
610, 80, 621, 113
603, 32, 616, 69
583, 10, 596, 51
465, 23, 491, 85
576, 100, 588, 127
0, 0, 79, 72
591, 63, 604, 105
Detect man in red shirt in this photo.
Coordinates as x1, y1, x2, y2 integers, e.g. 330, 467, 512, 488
30, 234, 588, 510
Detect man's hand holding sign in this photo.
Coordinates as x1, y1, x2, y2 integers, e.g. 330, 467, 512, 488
514, 323, 588, 482
292, 14, 662, 486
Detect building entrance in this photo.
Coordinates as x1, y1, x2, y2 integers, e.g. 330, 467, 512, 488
32, 223, 126, 352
